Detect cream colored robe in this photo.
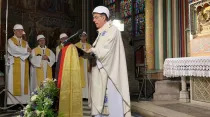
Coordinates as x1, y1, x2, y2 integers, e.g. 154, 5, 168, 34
90, 21, 131, 117
30, 46, 55, 92
7, 36, 30, 104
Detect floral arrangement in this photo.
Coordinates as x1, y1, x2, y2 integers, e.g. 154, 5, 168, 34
17, 78, 60, 117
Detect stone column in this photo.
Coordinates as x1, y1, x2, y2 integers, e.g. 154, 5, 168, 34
180, 76, 190, 102
172, 0, 179, 58
145, 0, 154, 70
158, 0, 163, 70
167, 0, 172, 58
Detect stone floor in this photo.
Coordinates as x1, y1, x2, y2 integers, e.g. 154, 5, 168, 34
82, 100, 139, 117
0, 100, 140, 117
132, 100, 210, 117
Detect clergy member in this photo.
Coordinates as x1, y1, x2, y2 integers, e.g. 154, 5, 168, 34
75, 31, 91, 99
7, 24, 31, 104
55, 41, 83, 116
86, 6, 131, 117
30, 35, 55, 91
55, 33, 68, 62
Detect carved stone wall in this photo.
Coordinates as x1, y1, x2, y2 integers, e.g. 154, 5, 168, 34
190, 0, 210, 57
190, 0, 210, 37
190, 35, 210, 56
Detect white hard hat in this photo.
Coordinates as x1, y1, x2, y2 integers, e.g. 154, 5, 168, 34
37, 35, 45, 41
60, 33, 68, 39
93, 6, 110, 18
13, 24, 24, 30
81, 31, 87, 35
79, 31, 87, 37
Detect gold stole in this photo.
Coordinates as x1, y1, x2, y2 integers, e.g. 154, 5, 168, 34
34, 47, 52, 86
10, 37, 29, 96
75, 42, 91, 88
59, 45, 83, 117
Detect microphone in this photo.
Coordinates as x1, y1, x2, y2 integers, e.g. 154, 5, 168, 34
62, 29, 84, 45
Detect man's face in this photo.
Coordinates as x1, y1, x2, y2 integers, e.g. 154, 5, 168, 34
14, 29, 24, 38
80, 34, 87, 42
60, 37, 68, 43
38, 38, 45, 47
93, 13, 106, 29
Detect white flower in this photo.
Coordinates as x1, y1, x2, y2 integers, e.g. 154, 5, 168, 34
31, 95, 38, 102
41, 111, 45, 117
27, 112, 33, 117
44, 98, 53, 106
35, 110, 41, 116
25, 105, 30, 109
24, 110, 28, 115
16, 116, 21, 117
53, 79, 57, 82
31, 92, 34, 95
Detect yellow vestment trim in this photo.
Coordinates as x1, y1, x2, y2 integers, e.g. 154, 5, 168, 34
10, 37, 29, 96
34, 47, 52, 86
75, 42, 91, 88
59, 45, 83, 117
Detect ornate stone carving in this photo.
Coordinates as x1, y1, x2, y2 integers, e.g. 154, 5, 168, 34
190, 0, 210, 36
197, 6, 210, 34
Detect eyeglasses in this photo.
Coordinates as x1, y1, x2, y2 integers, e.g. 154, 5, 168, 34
93, 16, 102, 20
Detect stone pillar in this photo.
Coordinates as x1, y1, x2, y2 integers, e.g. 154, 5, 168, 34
180, 77, 190, 102
172, 0, 179, 58
158, 0, 163, 70
167, 0, 172, 58
145, 0, 154, 70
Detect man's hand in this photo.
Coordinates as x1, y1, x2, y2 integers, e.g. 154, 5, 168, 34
27, 47, 32, 53
86, 49, 92, 54
42, 55, 49, 60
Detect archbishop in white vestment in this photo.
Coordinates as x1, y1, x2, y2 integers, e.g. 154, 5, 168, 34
30, 35, 55, 92
7, 24, 31, 104
87, 6, 131, 117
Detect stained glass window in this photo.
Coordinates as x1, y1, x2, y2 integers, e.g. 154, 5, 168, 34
104, 0, 116, 18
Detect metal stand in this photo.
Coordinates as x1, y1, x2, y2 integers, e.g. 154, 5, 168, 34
135, 46, 155, 101
137, 70, 155, 101
0, 0, 24, 111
